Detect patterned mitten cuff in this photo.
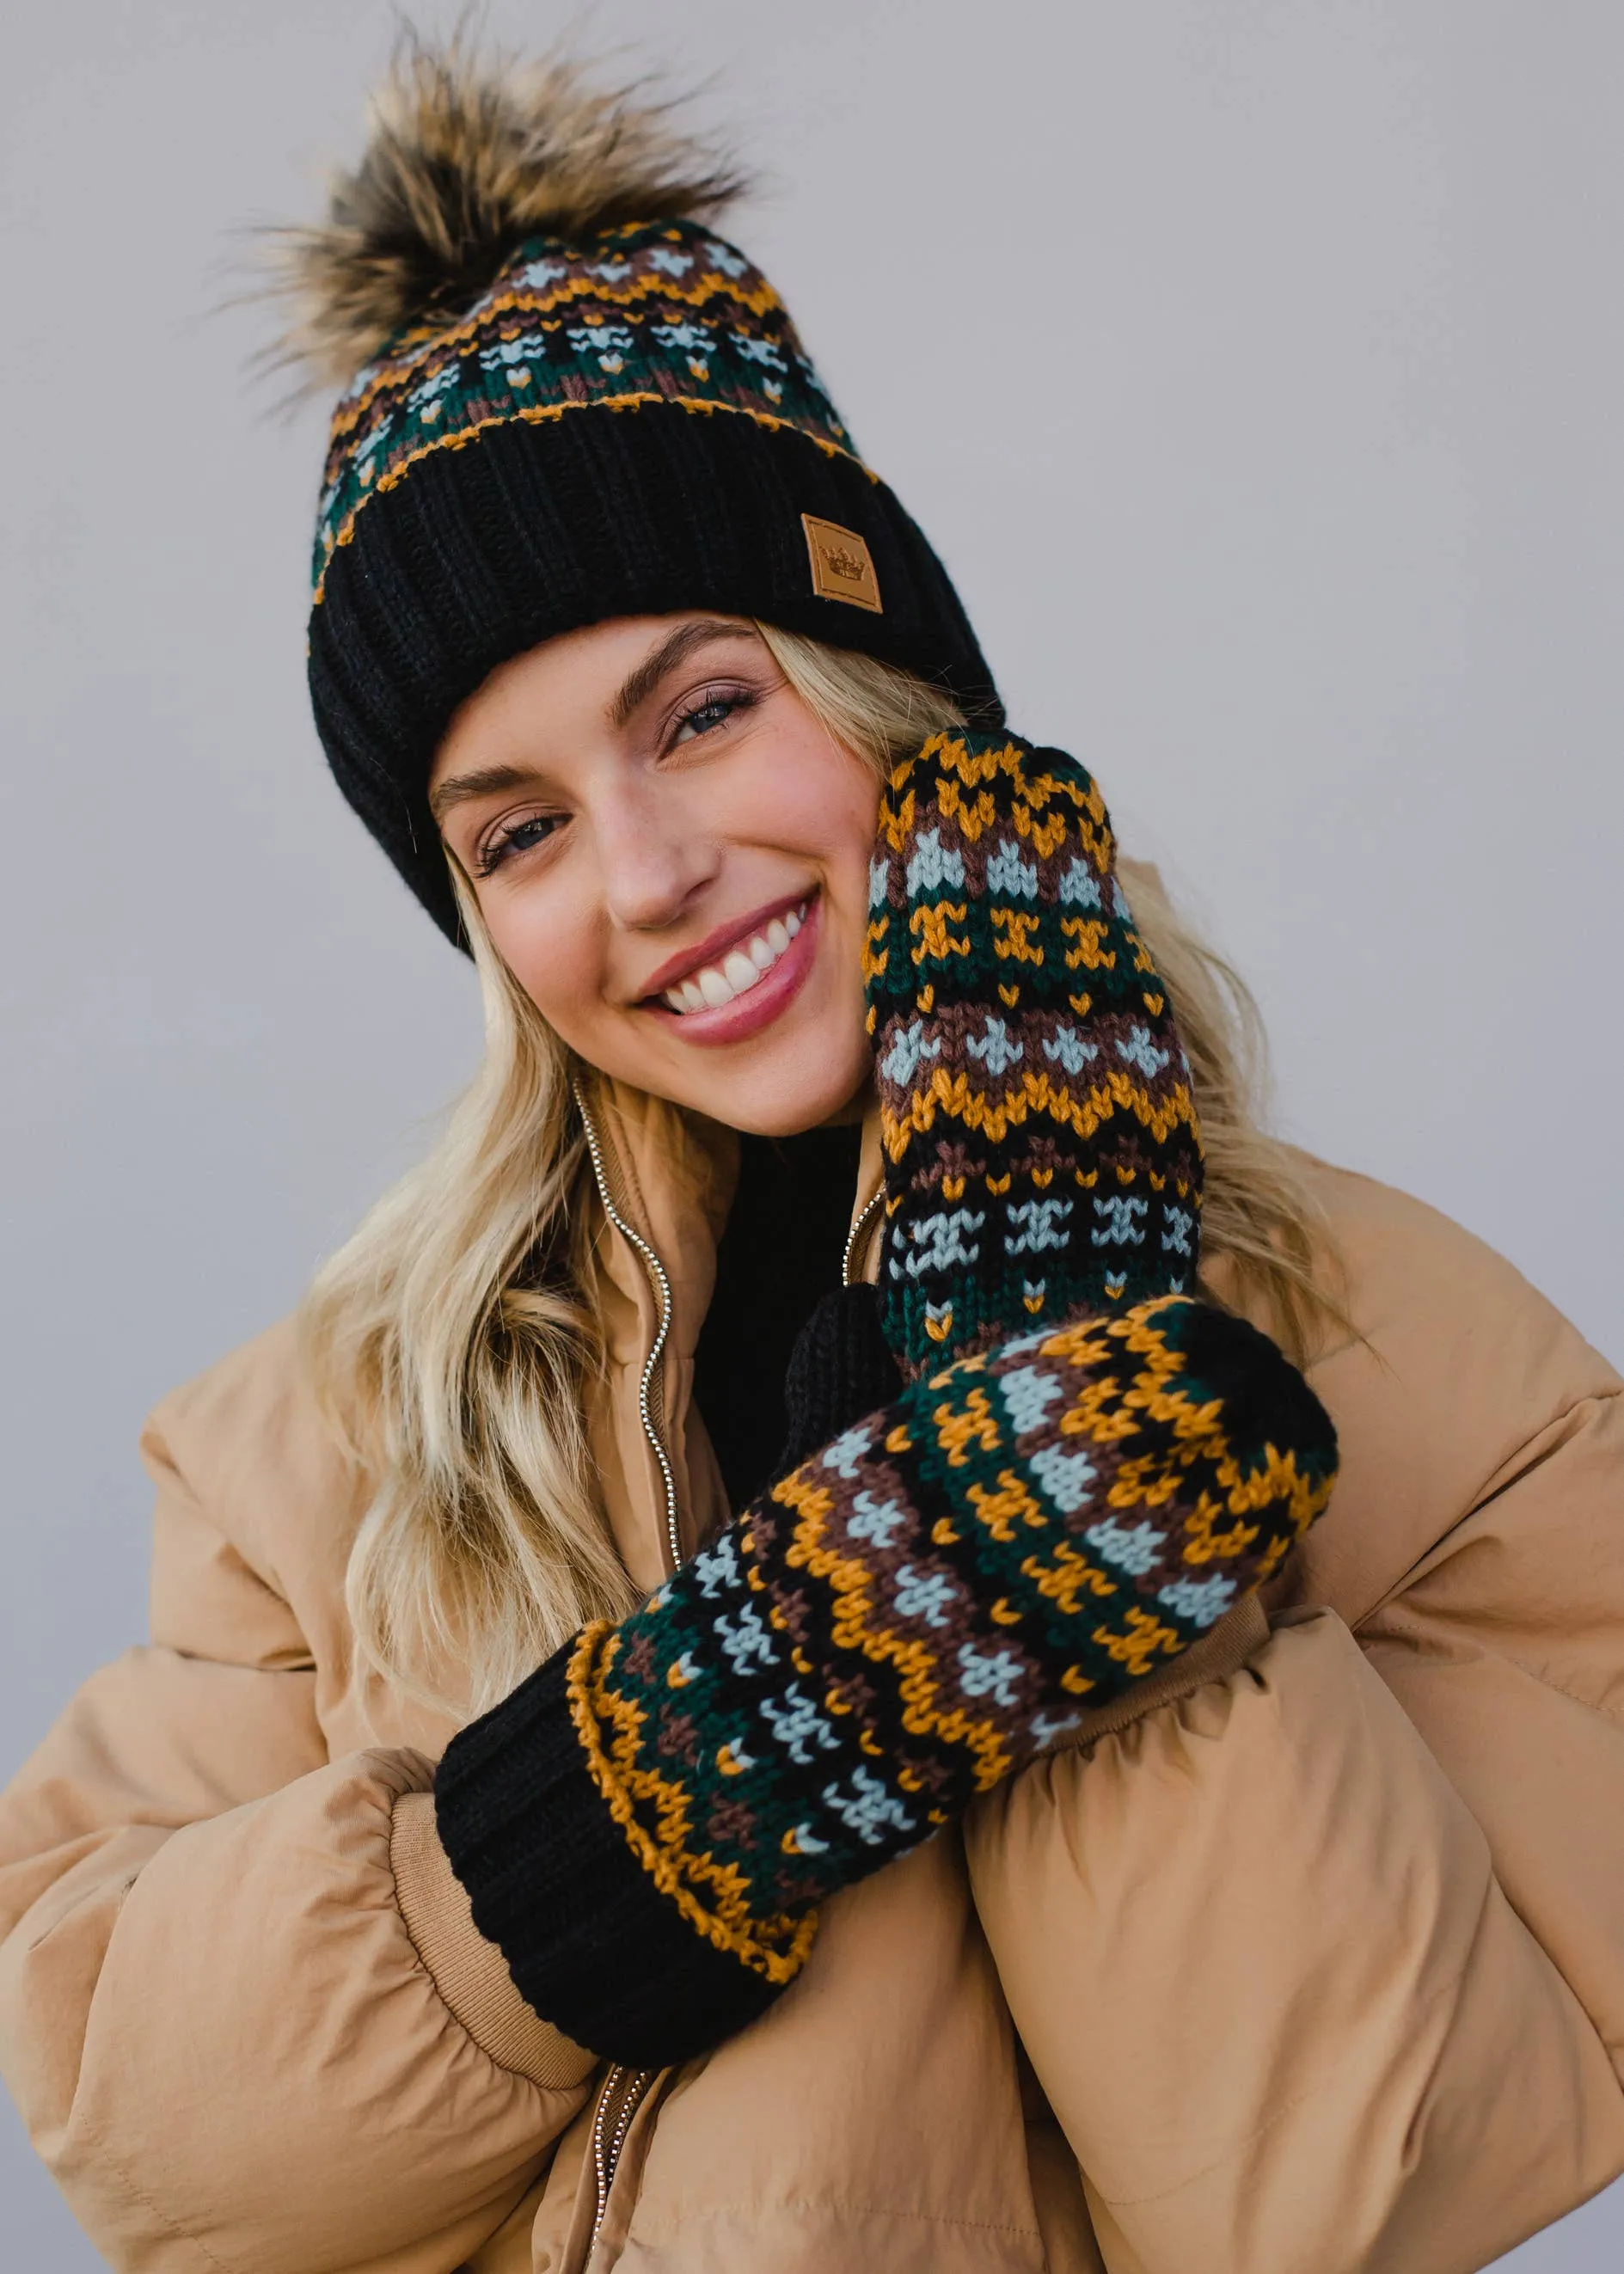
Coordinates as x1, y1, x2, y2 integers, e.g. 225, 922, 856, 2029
867, 731, 1203, 1379
435, 1295, 1338, 2070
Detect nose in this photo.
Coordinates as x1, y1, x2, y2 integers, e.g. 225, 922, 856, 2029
595, 780, 720, 935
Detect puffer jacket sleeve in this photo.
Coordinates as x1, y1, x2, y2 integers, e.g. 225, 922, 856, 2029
0, 1338, 595, 2274
965, 1179, 1624, 2274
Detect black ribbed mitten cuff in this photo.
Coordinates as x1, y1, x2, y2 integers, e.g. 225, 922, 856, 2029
771, 1283, 902, 1488
434, 1651, 777, 2069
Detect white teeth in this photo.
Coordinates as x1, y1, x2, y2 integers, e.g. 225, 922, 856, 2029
697, 967, 734, 1009
659, 901, 809, 1015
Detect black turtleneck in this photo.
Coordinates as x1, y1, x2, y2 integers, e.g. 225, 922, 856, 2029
690, 1125, 863, 1511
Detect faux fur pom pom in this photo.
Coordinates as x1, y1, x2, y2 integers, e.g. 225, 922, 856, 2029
269, 32, 747, 387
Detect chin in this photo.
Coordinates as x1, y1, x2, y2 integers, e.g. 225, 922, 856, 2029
682, 1040, 872, 1137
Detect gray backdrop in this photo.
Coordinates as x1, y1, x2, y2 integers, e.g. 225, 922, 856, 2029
2, 2, 1620, 2264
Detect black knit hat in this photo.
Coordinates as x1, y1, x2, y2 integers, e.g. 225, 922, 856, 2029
281, 45, 1002, 945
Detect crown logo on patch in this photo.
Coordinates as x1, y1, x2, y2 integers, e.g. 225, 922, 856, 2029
802, 515, 882, 612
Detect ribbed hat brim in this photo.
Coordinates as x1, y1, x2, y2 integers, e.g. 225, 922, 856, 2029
309, 398, 1002, 944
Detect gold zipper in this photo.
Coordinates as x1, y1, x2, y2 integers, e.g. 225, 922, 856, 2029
573, 1080, 683, 1577
843, 1184, 885, 1288
573, 1080, 680, 2259
587, 2062, 655, 2259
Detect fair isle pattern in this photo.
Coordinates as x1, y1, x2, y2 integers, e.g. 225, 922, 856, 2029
312, 218, 861, 598
565, 1295, 1337, 1983
865, 732, 1204, 1379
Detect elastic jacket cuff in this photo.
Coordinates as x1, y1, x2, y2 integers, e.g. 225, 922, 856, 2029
390, 1789, 598, 2089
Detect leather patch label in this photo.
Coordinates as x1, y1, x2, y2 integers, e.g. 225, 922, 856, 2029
802, 515, 883, 612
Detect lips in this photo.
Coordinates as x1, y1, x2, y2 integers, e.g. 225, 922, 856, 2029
640, 892, 823, 1048
657, 902, 808, 1014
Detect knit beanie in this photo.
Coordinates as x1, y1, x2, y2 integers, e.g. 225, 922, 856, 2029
279, 42, 1003, 944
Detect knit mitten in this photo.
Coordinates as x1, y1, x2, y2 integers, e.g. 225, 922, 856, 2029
763, 730, 1193, 1489
435, 1292, 1338, 2070
867, 730, 1202, 1379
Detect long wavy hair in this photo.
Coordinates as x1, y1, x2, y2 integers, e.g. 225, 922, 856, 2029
303, 624, 1343, 1715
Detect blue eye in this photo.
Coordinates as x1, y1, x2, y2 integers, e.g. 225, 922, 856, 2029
476, 811, 561, 875
671, 684, 757, 745
675, 696, 736, 739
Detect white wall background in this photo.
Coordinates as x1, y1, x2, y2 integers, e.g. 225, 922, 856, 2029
2, 2, 1620, 2264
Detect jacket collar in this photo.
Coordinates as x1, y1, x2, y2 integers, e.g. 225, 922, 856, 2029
574, 1065, 883, 1587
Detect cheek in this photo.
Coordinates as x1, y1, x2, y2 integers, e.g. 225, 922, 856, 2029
475, 878, 602, 1044
737, 739, 880, 904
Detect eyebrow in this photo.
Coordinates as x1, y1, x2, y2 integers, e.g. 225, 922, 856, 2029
429, 620, 762, 824
428, 762, 540, 822
609, 618, 760, 729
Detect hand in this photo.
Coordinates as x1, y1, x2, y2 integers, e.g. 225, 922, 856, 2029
864, 730, 1202, 1379
437, 1286, 1339, 2071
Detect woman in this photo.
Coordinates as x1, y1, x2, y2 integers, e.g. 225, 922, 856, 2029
3, 42, 1621, 2274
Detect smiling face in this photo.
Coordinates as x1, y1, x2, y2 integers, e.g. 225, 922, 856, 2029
429, 615, 883, 1135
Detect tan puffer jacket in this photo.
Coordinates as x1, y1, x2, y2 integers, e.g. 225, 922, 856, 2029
3, 1072, 1622, 2274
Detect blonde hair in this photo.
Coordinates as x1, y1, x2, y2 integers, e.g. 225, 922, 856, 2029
303, 623, 1342, 1714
